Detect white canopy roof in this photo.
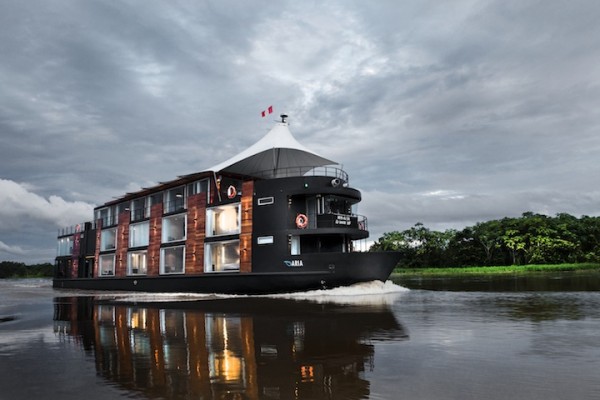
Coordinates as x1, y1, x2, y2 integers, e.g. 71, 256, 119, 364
207, 122, 336, 178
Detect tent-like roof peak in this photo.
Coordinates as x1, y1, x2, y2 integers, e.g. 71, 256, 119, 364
207, 118, 337, 178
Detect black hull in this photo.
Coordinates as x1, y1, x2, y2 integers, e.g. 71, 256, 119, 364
53, 251, 400, 295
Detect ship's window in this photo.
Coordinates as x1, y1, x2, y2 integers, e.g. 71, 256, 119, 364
57, 237, 73, 256
131, 197, 149, 221
99, 254, 115, 276
129, 222, 149, 248
100, 228, 117, 251
162, 214, 186, 243
98, 207, 114, 227
160, 246, 185, 274
206, 204, 241, 237
257, 236, 274, 245
257, 197, 274, 206
164, 186, 186, 214
188, 179, 209, 196
319, 195, 351, 215
128, 250, 147, 275
291, 236, 300, 255
205, 240, 240, 272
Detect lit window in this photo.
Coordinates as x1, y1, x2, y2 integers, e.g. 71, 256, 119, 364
205, 240, 240, 272
206, 204, 241, 237
128, 251, 147, 275
291, 236, 301, 255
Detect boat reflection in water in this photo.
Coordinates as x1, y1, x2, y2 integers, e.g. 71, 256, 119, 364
54, 295, 407, 399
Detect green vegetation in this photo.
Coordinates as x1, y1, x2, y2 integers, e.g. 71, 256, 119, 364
371, 212, 600, 268
394, 263, 600, 277
0, 261, 53, 279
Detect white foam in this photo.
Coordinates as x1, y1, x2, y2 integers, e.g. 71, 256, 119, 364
265, 280, 409, 305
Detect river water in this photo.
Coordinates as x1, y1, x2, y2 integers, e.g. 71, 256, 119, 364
0, 277, 599, 399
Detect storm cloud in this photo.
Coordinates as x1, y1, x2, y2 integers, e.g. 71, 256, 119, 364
1, 0, 599, 262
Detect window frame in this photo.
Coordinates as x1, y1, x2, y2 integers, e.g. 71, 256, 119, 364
205, 203, 241, 237
99, 254, 115, 276
162, 214, 187, 243
160, 245, 186, 275
127, 250, 148, 276
129, 221, 150, 248
100, 228, 117, 251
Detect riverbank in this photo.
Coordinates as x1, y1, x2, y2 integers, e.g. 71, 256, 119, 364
393, 262, 600, 277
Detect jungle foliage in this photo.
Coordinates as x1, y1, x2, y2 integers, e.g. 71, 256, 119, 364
370, 212, 600, 268
0, 261, 54, 278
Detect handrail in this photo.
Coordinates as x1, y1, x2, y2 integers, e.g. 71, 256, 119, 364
251, 166, 349, 182
57, 221, 96, 237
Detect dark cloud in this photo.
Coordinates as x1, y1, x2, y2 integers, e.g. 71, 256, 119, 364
1, 0, 599, 262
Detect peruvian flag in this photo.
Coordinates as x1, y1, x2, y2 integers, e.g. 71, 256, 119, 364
261, 105, 274, 117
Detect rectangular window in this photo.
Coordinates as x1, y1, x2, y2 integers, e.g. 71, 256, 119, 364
257, 236, 274, 245
128, 251, 147, 275
131, 197, 149, 221
164, 186, 185, 214
99, 254, 115, 276
160, 246, 185, 274
206, 204, 241, 237
129, 222, 149, 248
187, 179, 209, 196
98, 207, 114, 227
205, 240, 240, 272
257, 197, 274, 206
291, 236, 301, 255
57, 237, 73, 256
162, 214, 186, 243
100, 228, 117, 251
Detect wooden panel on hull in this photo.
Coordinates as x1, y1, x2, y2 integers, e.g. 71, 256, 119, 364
240, 180, 254, 273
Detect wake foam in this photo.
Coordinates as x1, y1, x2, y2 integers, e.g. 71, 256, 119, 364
264, 280, 408, 305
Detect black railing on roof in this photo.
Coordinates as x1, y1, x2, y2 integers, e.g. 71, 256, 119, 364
251, 166, 349, 181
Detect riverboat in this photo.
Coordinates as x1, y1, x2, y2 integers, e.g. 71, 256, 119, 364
54, 115, 400, 294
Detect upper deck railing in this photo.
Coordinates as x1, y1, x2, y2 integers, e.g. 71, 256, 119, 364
251, 166, 349, 182
57, 221, 96, 237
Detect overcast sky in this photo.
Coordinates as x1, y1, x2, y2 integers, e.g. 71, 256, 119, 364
1, 0, 600, 263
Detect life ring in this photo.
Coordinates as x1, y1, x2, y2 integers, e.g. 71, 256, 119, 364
227, 185, 237, 199
296, 214, 308, 229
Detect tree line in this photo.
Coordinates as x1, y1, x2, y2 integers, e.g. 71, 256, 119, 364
0, 261, 54, 278
370, 212, 600, 268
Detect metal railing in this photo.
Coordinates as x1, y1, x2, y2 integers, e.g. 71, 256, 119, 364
252, 166, 349, 182
57, 221, 95, 237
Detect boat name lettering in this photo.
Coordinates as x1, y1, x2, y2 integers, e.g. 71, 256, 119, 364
284, 260, 303, 267
335, 215, 351, 225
